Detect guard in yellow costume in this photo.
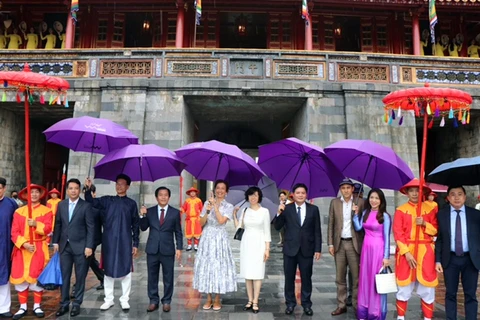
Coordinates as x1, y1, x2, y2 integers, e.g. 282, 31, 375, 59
425, 192, 438, 216
10, 184, 53, 319
46, 188, 61, 235
25, 27, 39, 49
181, 187, 203, 251
393, 179, 438, 320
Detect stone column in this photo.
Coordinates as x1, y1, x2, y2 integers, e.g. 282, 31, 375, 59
65, 11, 74, 49
175, 0, 185, 48
412, 12, 420, 55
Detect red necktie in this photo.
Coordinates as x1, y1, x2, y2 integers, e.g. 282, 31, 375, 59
160, 209, 165, 226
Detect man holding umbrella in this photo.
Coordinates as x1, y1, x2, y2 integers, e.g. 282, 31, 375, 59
84, 174, 140, 311
393, 179, 437, 320
0, 177, 18, 318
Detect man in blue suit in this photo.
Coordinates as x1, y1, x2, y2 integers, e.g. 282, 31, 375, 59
274, 183, 322, 316
435, 186, 480, 320
140, 186, 183, 313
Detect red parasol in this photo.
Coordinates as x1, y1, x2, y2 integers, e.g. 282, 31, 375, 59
383, 83, 472, 282
0, 63, 70, 243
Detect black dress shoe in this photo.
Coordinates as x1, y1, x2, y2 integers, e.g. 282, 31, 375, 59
0, 312, 13, 318
147, 304, 159, 312
56, 306, 69, 317
70, 305, 81, 317
96, 283, 104, 290
285, 306, 294, 315
346, 295, 352, 307
304, 307, 314, 316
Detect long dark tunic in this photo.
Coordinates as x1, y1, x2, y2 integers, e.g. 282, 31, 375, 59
85, 191, 139, 278
0, 197, 17, 285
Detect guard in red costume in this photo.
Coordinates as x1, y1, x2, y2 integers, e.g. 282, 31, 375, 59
10, 184, 53, 319
393, 179, 438, 320
181, 187, 203, 251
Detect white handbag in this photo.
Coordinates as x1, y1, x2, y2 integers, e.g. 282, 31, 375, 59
375, 266, 398, 294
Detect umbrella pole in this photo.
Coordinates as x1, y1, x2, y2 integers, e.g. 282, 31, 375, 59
412, 111, 429, 282
355, 155, 373, 205
139, 156, 144, 206
290, 156, 307, 192
87, 133, 97, 178
214, 154, 224, 182
24, 91, 33, 244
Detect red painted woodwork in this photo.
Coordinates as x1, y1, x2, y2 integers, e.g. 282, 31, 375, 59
175, 0, 184, 48
43, 142, 69, 195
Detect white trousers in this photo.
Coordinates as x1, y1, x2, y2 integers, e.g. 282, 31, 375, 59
14, 282, 43, 293
396, 281, 435, 304
104, 273, 131, 303
0, 284, 11, 313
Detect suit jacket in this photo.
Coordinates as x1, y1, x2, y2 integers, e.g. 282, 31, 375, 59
140, 205, 183, 256
435, 206, 480, 271
327, 197, 364, 254
273, 202, 322, 257
52, 198, 95, 255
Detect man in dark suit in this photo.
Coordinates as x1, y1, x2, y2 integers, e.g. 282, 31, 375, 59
274, 183, 322, 316
140, 186, 183, 313
53, 178, 95, 317
435, 186, 480, 320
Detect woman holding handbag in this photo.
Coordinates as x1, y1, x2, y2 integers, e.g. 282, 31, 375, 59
353, 188, 391, 320
233, 186, 271, 314
193, 180, 236, 311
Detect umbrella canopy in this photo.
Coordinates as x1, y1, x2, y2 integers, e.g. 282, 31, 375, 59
94, 144, 186, 182
428, 156, 480, 186
258, 138, 344, 198
324, 139, 414, 190
232, 198, 279, 221
226, 176, 279, 206
43, 116, 139, 154
425, 182, 448, 193
175, 140, 265, 186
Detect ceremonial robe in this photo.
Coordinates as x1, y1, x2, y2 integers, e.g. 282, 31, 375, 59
10, 204, 53, 284
393, 201, 438, 287
181, 197, 203, 238
0, 197, 17, 285
85, 192, 139, 278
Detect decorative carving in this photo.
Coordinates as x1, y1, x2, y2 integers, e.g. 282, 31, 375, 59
100, 60, 153, 77
401, 67, 413, 83
338, 64, 389, 82
166, 60, 219, 77
328, 62, 336, 81
274, 62, 325, 79
74, 61, 88, 77
90, 59, 98, 78
265, 59, 272, 78
230, 59, 263, 78
221, 58, 228, 77
416, 68, 480, 85
0, 62, 73, 76
391, 65, 399, 83
155, 58, 162, 77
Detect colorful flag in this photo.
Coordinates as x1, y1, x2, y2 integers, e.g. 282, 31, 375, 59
71, 0, 79, 24
195, 0, 202, 26
429, 0, 437, 44
302, 0, 309, 20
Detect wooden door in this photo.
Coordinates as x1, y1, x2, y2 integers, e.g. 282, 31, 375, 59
111, 13, 125, 48
152, 11, 164, 47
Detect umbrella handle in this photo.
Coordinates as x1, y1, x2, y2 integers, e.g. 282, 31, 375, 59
87, 133, 97, 178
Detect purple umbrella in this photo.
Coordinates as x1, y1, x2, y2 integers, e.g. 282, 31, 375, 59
43, 116, 139, 176
231, 197, 279, 221
324, 139, 414, 190
175, 140, 265, 186
94, 144, 186, 182
258, 138, 344, 198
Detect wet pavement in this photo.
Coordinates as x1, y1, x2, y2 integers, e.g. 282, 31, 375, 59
9, 223, 464, 319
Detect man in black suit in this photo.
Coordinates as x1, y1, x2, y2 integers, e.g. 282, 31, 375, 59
274, 183, 322, 316
140, 186, 183, 313
435, 186, 480, 320
52, 178, 95, 317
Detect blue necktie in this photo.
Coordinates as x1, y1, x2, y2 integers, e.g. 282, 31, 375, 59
69, 202, 75, 222
297, 206, 302, 225
455, 210, 463, 256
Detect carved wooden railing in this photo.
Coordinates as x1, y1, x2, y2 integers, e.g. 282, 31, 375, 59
0, 49, 479, 86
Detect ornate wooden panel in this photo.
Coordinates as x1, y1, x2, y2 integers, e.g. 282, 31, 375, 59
401, 67, 414, 83
273, 61, 325, 79
338, 64, 389, 82
165, 59, 219, 77
100, 60, 153, 77
416, 68, 480, 85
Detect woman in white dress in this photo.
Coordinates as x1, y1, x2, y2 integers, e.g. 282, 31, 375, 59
233, 187, 271, 313
194, 180, 236, 311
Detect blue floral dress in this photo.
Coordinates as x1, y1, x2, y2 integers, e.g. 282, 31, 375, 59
193, 200, 237, 294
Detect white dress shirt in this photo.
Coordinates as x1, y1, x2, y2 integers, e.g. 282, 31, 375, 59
295, 202, 307, 226
158, 204, 169, 220
340, 196, 353, 238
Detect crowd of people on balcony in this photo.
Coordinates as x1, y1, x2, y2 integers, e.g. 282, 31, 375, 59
420, 30, 479, 58
0, 21, 66, 50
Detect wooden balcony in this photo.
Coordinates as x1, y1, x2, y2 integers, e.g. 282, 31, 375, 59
1, 48, 479, 88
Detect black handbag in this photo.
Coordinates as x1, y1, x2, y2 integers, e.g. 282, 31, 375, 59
234, 208, 247, 241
